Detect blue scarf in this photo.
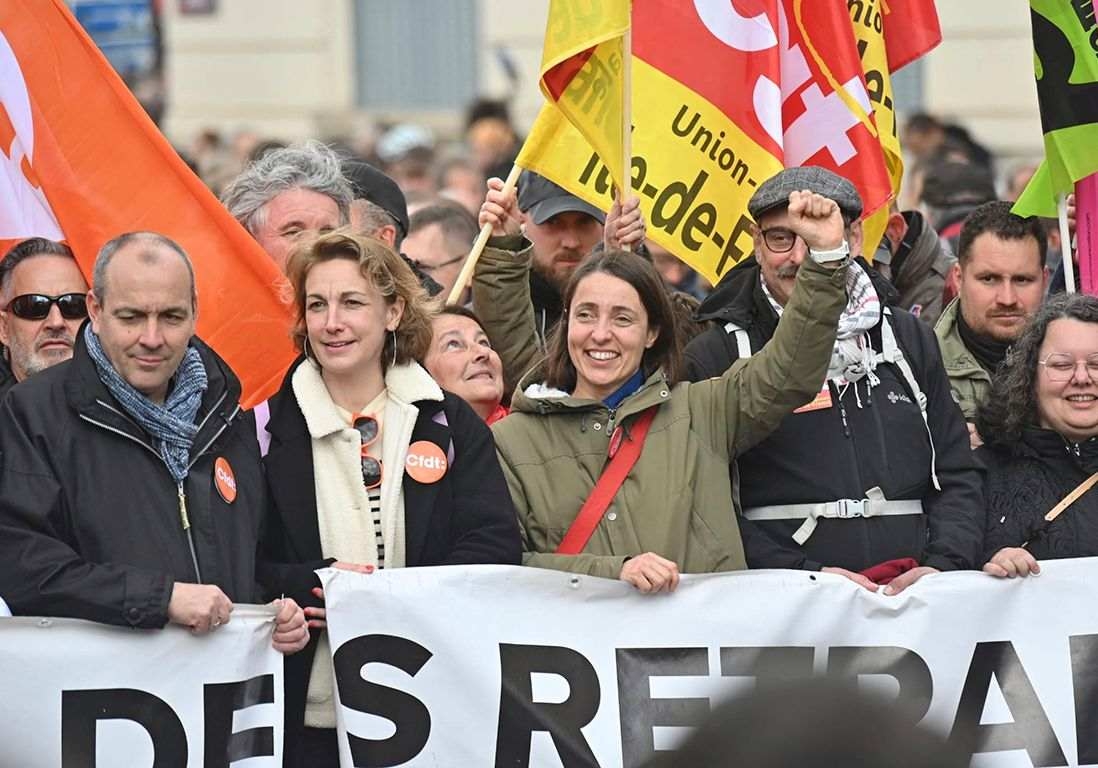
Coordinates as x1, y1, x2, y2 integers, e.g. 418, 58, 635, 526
604, 369, 645, 410
84, 325, 208, 483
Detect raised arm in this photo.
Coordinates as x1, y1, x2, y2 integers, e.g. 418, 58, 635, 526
690, 191, 850, 458
472, 177, 544, 390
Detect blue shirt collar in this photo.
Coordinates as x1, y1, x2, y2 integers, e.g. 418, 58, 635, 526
603, 369, 645, 410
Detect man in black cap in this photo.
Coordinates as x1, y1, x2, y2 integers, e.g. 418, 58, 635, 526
344, 158, 411, 249
684, 166, 982, 595
342, 158, 443, 296
472, 170, 643, 388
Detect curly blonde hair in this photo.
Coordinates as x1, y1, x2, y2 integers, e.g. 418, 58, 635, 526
285, 229, 435, 371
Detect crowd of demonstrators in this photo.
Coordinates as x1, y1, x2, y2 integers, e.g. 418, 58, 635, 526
258, 231, 519, 767
977, 293, 1098, 577
8, 99, 1098, 761
934, 201, 1048, 445
0, 238, 89, 396
0, 232, 307, 651
684, 167, 982, 595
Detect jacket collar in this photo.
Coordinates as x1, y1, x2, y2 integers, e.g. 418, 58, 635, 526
511, 366, 672, 418
935, 299, 990, 379
64, 322, 240, 444
693, 254, 760, 324
1013, 427, 1098, 472
280, 356, 443, 440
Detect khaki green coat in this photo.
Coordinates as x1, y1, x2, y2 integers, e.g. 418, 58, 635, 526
490, 258, 849, 579
933, 298, 991, 420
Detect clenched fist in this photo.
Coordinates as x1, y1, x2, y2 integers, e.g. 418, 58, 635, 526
785, 190, 845, 252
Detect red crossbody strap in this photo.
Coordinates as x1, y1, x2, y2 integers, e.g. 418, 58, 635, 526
555, 407, 658, 555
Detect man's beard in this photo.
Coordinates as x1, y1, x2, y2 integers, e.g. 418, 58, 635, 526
12, 331, 74, 380
533, 248, 583, 291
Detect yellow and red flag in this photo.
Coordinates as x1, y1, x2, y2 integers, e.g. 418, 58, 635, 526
0, 0, 293, 406
519, 0, 941, 283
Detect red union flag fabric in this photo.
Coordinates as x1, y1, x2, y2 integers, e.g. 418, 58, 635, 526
519, 0, 940, 283
0, 0, 293, 406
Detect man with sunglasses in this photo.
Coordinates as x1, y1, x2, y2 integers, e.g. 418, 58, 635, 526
0, 238, 89, 396
683, 166, 982, 596
0, 231, 308, 655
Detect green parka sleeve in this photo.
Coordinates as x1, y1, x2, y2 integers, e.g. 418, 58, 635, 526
688, 257, 849, 459
471, 234, 545, 391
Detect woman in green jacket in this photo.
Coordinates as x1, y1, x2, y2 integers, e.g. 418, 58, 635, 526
483, 182, 851, 592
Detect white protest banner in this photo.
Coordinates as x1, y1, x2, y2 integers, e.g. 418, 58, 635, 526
321, 561, 1098, 768
0, 604, 283, 767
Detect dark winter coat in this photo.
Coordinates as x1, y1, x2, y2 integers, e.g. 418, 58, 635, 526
0, 330, 264, 628
257, 356, 521, 766
980, 428, 1098, 561
685, 257, 984, 572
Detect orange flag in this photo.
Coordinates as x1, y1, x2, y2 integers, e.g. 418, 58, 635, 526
0, 0, 292, 406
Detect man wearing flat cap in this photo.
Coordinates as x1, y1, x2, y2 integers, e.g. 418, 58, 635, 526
684, 166, 983, 595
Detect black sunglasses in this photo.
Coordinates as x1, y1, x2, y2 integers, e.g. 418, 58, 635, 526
6, 293, 88, 321
353, 414, 383, 489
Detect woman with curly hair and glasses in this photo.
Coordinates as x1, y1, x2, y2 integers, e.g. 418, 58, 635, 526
977, 292, 1098, 579
257, 231, 520, 767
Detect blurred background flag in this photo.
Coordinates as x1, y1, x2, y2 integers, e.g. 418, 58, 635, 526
0, 0, 293, 405
1013, 0, 1098, 219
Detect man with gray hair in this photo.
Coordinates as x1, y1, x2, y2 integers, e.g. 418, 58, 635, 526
221, 141, 352, 271
0, 231, 308, 655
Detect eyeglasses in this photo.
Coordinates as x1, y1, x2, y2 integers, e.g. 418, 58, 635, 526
353, 414, 383, 489
759, 227, 800, 253
412, 254, 465, 274
6, 293, 88, 321
1039, 352, 1098, 382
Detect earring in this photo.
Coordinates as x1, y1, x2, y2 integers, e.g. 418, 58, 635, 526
303, 336, 313, 361
390, 329, 398, 368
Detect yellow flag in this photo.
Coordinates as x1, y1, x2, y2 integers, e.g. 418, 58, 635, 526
522, 0, 630, 194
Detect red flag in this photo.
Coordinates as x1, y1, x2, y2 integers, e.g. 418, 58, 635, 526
0, 0, 293, 406
881, 0, 942, 72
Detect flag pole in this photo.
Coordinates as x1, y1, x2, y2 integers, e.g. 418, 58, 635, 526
1059, 192, 1077, 294
446, 163, 523, 306
619, 17, 633, 252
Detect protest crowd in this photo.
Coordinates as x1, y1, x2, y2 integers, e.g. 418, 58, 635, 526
2, 1, 1098, 765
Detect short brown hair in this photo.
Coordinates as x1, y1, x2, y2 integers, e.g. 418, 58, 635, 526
544, 249, 681, 392
286, 230, 434, 371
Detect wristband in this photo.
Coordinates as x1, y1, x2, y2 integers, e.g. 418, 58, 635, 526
809, 239, 850, 264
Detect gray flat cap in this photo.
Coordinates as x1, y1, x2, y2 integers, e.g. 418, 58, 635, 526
748, 166, 863, 222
